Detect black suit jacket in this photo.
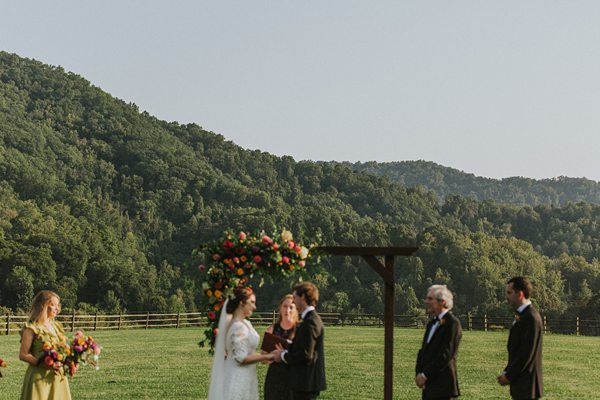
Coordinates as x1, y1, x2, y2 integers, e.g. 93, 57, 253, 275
505, 305, 543, 399
286, 309, 326, 393
415, 311, 462, 399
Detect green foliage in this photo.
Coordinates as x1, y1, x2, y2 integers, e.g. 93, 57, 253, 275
347, 160, 600, 206
1, 51, 600, 319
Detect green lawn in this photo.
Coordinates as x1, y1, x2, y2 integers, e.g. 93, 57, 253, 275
0, 326, 598, 399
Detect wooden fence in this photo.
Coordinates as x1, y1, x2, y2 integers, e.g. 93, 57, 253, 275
1, 311, 599, 336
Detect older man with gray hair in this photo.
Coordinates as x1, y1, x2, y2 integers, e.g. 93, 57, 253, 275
415, 285, 462, 400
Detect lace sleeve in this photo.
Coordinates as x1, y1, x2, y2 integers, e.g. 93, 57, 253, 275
229, 321, 250, 364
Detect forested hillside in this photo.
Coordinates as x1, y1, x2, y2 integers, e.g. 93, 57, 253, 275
1, 51, 599, 320
346, 160, 600, 206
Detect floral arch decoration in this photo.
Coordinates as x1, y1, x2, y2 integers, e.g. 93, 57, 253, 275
195, 229, 311, 351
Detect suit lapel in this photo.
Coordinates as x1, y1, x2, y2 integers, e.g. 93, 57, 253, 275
430, 314, 446, 343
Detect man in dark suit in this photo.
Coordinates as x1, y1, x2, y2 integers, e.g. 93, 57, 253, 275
497, 276, 543, 399
273, 282, 326, 400
415, 284, 462, 400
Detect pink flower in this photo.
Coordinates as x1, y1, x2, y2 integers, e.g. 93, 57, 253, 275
238, 232, 247, 240
282, 256, 290, 264
198, 264, 206, 272
223, 240, 233, 248
207, 311, 216, 320
212, 254, 221, 261
294, 246, 302, 253
299, 260, 306, 267
253, 255, 262, 263
272, 243, 280, 251
287, 240, 295, 249
261, 235, 273, 244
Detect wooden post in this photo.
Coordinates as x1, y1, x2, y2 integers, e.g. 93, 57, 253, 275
72, 310, 76, 332
272, 310, 276, 325
383, 255, 394, 400
576, 317, 580, 336
146, 312, 150, 329
177, 312, 181, 328
543, 316, 547, 334
6, 312, 10, 335
94, 312, 98, 331
118, 313, 122, 330
468, 312, 472, 331
316, 245, 418, 400
484, 314, 488, 332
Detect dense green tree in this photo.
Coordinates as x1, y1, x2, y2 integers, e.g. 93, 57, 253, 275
1, 51, 599, 320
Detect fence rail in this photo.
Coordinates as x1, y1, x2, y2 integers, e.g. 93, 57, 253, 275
1, 311, 599, 336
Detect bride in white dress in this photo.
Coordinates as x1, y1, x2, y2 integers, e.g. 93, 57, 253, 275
208, 287, 274, 400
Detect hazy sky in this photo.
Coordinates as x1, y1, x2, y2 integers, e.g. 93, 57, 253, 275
2, 2, 600, 181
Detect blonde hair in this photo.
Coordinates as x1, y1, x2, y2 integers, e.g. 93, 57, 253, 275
277, 294, 299, 324
29, 290, 61, 323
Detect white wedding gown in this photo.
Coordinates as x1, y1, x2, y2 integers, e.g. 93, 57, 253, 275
223, 319, 260, 400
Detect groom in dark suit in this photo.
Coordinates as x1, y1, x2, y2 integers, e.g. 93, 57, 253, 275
497, 276, 543, 399
273, 282, 326, 400
415, 284, 462, 400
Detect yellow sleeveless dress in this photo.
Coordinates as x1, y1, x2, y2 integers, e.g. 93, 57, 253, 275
20, 320, 72, 400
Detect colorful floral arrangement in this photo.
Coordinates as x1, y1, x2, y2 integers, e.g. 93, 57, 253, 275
40, 341, 69, 374
0, 357, 7, 377
195, 229, 312, 351
63, 331, 102, 377
40, 332, 101, 377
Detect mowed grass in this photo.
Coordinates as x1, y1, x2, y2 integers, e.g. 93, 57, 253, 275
1, 326, 599, 399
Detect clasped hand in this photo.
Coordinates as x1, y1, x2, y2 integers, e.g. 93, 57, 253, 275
497, 373, 510, 386
270, 343, 285, 363
415, 373, 427, 389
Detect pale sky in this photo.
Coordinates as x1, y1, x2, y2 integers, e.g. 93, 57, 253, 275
2, 1, 600, 181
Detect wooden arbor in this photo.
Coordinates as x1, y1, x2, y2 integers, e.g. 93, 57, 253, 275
317, 246, 418, 400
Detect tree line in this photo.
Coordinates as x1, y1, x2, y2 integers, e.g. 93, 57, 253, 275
0, 51, 599, 321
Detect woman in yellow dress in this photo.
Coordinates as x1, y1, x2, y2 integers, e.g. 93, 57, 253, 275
19, 290, 72, 400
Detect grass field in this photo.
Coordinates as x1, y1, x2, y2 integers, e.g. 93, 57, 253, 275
1, 326, 599, 399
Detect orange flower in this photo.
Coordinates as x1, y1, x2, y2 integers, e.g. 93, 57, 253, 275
237, 268, 244, 276
214, 290, 223, 299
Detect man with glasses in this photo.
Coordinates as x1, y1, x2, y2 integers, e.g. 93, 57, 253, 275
415, 284, 462, 400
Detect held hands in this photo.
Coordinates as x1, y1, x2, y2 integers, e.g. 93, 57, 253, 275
271, 343, 285, 363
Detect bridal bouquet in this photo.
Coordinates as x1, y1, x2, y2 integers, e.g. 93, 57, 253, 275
64, 331, 102, 377
40, 341, 69, 374
0, 357, 6, 377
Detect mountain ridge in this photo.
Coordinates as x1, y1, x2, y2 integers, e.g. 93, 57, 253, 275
1, 51, 599, 319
